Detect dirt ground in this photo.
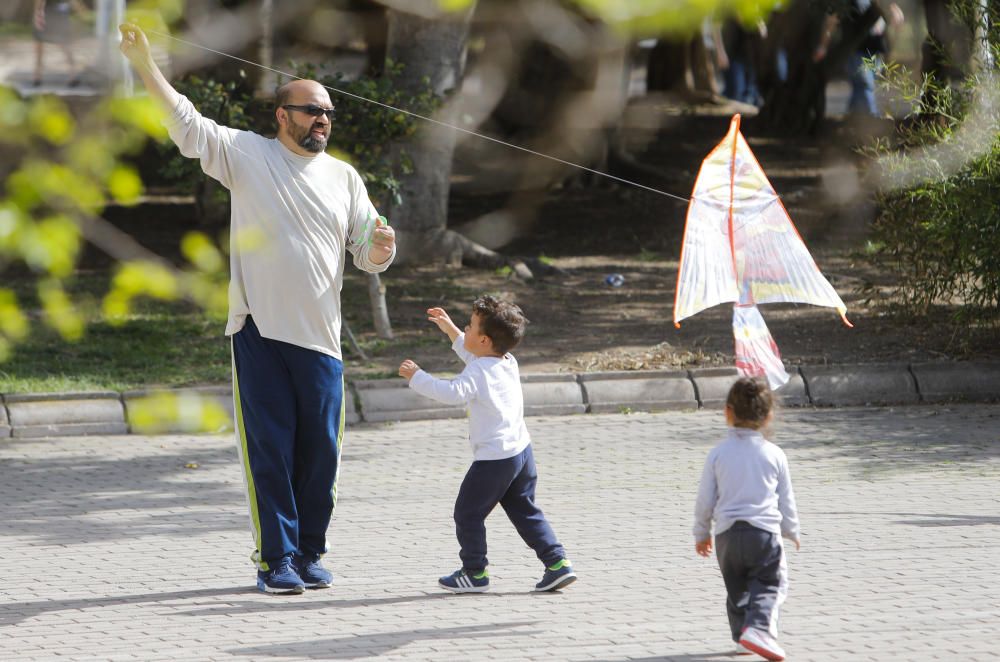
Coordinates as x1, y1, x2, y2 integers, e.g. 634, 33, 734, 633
102, 102, 998, 381
338, 104, 998, 380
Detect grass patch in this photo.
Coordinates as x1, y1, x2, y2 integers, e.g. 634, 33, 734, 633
1, 265, 482, 392
0, 273, 229, 394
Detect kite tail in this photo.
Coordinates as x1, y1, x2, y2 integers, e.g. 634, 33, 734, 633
733, 305, 791, 391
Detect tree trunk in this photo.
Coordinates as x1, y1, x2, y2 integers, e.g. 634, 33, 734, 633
256, 0, 276, 97
645, 36, 718, 102
384, 2, 508, 268
973, 0, 993, 70
366, 273, 393, 339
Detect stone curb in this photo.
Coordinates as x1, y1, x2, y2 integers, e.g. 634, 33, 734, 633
0, 362, 996, 437
799, 363, 919, 407
5, 392, 127, 438
910, 362, 1000, 403
579, 370, 698, 413
0, 395, 10, 438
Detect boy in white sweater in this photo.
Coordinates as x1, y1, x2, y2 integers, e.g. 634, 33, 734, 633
693, 377, 800, 661
399, 296, 576, 593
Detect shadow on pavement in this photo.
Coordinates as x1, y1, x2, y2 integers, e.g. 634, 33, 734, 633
171, 591, 457, 617
0, 443, 241, 544
229, 621, 539, 659
778, 405, 1000, 474
0, 586, 247, 628
890, 513, 1000, 527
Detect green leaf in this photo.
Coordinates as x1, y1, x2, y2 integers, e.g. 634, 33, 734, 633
38, 279, 84, 341
0, 288, 28, 341
180, 231, 225, 273
127, 391, 232, 434
438, 0, 476, 11
29, 96, 75, 145
107, 165, 144, 205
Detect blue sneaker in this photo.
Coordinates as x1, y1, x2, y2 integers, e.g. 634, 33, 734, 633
534, 559, 576, 592
256, 555, 305, 594
294, 553, 333, 589
438, 567, 490, 593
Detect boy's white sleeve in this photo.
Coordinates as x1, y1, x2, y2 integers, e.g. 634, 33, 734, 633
408, 365, 479, 406
692, 450, 718, 541
777, 452, 801, 541
346, 166, 395, 273
451, 333, 476, 365
164, 95, 243, 190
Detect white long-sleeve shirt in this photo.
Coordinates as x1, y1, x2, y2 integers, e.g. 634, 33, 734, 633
693, 427, 800, 542
408, 334, 531, 461
165, 95, 395, 359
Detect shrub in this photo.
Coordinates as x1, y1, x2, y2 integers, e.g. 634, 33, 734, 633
862, 5, 1000, 320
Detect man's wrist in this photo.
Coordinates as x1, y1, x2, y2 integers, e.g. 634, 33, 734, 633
136, 56, 158, 74
369, 247, 392, 264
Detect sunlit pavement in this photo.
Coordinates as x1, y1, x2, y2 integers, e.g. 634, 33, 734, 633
1, 405, 998, 661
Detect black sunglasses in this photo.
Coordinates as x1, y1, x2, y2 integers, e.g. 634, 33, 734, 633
281, 104, 336, 119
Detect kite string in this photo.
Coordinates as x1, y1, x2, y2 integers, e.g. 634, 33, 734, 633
146, 28, 691, 204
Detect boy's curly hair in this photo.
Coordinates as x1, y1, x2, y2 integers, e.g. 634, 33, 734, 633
472, 295, 528, 355
725, 377, 774, 429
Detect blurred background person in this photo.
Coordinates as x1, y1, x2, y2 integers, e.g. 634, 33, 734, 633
32, 0, 87, 87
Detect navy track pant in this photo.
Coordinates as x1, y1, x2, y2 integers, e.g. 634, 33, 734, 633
454, 444, 565, 571
715, 521, 788, 640
231, 315, 345, 571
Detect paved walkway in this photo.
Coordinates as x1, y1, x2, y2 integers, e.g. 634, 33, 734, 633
1, 405, 999, 661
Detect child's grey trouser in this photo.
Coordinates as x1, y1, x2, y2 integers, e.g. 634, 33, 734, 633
715, 521, 788, 641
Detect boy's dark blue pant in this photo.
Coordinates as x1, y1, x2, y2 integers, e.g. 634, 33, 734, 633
715, 521, 788, 641
454, 444, 565, 571
231, 316, 345, 571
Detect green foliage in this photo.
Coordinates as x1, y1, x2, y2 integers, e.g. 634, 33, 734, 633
0, 87, 154, 356
291, 60, 440, 207
863, 4, 1000, 319
0, 84, 230, 404
569, 0, 776, 36
128, 391, 232, 434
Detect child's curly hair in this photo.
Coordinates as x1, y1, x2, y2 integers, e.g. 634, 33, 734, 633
472, 295, 528, 355
726, 377, 774, 429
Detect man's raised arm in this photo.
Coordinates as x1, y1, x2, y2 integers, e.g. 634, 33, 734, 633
118, 23, 180, 113
118, 23, 242, 190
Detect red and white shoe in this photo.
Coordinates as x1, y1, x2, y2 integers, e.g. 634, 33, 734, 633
739, 628, 786, 661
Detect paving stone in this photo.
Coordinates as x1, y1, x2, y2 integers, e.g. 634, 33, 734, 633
799, 363, 919, 406
910, 361, 1000, 403
3, 405, 998, 660
579, 370, 698, 413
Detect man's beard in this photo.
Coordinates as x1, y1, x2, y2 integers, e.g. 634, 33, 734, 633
291, 121, 328, 153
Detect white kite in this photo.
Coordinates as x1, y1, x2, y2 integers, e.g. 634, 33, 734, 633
673, 114, 852, 390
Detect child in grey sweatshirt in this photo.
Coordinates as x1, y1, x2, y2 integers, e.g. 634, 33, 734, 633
693, 377, 800, 661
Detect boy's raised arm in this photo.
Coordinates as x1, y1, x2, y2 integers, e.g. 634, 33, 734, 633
427, 307, 461, 342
